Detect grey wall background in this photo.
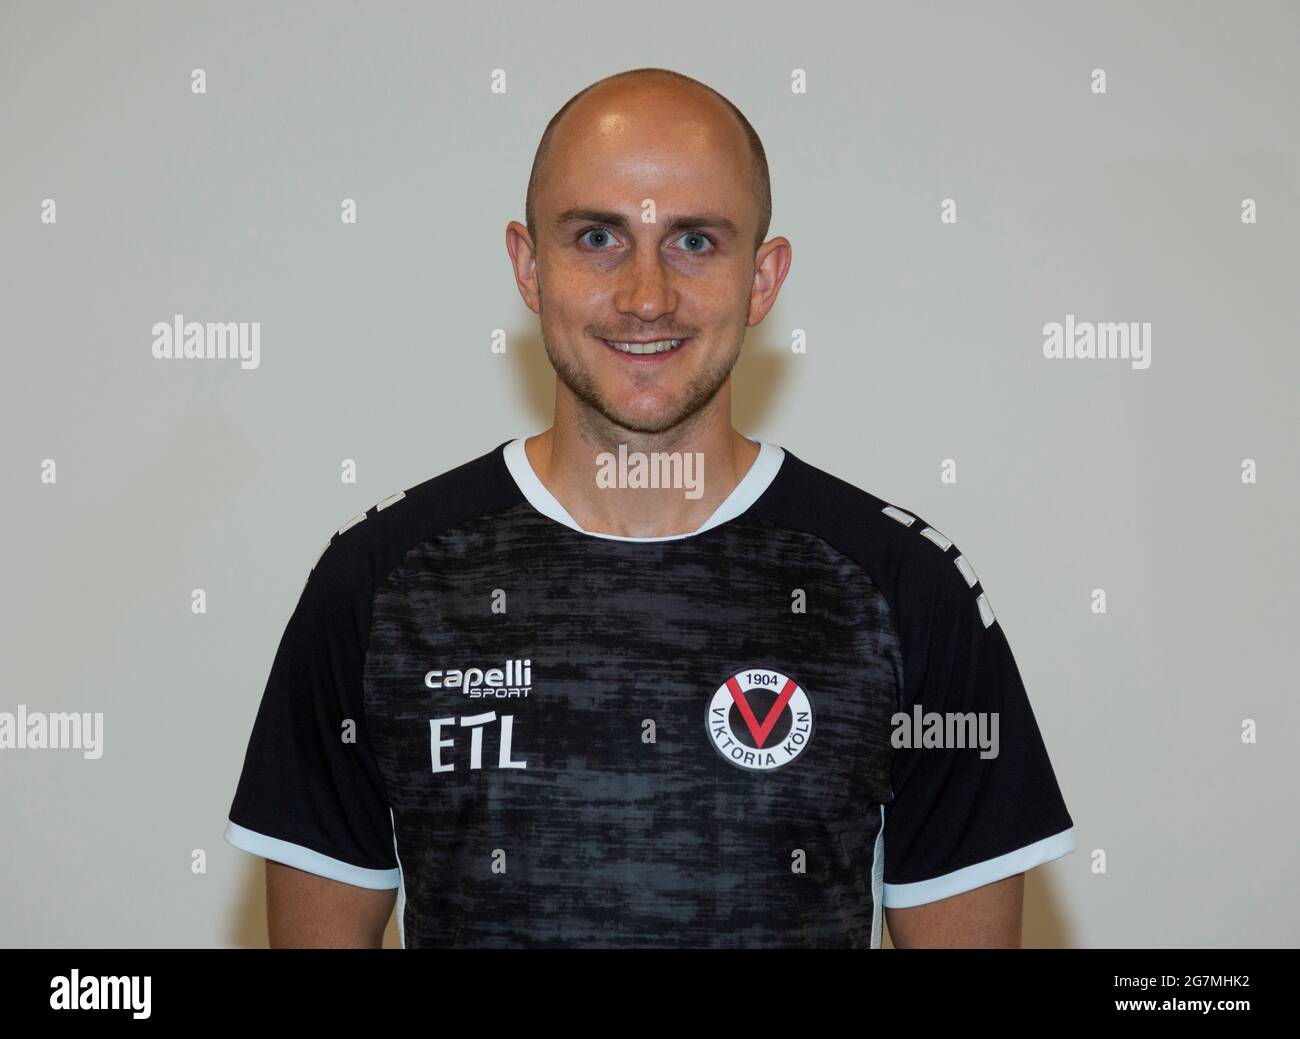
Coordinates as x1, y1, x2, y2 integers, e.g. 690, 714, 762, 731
2, 0, 1296, 948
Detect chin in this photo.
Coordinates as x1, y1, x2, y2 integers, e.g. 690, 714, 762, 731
589, 399, 680, 434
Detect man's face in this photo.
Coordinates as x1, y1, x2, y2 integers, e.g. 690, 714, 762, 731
528, 95, 760, 435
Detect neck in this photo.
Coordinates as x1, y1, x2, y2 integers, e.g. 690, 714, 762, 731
523, 393, 761, 539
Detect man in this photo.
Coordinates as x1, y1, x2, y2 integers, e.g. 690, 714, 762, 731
224, 67, 1076, 948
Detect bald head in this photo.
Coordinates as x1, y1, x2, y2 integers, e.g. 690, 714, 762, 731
525, 68, 771, 254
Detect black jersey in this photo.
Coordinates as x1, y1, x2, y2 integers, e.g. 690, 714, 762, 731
224, 437, 1076, 948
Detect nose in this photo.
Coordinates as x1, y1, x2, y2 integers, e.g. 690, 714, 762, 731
612, 249, 677, 324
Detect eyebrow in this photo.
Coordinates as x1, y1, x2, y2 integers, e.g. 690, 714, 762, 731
554, 207, 740, 237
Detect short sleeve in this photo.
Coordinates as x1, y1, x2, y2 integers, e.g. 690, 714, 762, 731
881, 540, 1075, 909
224, 533, 400, 890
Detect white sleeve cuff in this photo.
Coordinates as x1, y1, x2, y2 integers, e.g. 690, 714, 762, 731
882, 827, 1077, 909
225, 820, 401, 890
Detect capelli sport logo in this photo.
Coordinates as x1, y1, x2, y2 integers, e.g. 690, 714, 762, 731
706, 668, 814, 771
425, 658, 532, 698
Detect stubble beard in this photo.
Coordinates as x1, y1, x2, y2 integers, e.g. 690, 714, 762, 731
535, 280, 748, 434
540, 320, 743, 436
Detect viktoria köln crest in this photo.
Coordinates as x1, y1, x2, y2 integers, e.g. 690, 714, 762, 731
706, 668, 814, 771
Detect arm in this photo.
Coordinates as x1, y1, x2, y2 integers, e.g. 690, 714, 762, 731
226, 527, 405, 948
876, 524, 1076, 950
266, 860, 396, 948
885, 872, 1023, 948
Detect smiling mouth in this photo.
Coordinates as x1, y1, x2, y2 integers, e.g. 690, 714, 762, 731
599, 337, 688, 356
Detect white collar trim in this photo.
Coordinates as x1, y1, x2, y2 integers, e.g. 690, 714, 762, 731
502, 435, 784, 542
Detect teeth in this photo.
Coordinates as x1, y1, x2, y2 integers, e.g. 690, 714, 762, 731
605, 339, 683, 354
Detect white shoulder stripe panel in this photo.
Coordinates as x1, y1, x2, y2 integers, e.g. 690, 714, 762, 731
919, 526, 952, 551
337, 511, 368, 535
953, 555, 978, 587
881, 505, 916, 526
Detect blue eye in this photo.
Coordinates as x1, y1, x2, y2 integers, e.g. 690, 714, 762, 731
579, 227, 617, 249
676, 232, 714, 254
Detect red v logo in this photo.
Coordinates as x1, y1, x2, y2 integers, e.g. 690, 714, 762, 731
725, 675, 797, 748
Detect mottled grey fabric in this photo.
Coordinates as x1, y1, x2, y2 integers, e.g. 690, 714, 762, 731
366, 506, 899, 948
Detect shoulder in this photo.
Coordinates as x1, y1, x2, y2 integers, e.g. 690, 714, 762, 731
301, 439, 523, 604
754, 445, 1000, 632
